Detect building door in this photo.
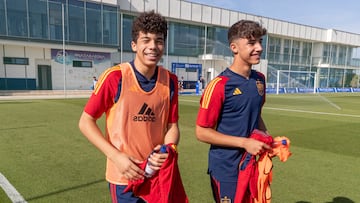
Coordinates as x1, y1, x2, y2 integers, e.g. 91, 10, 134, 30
38, 65, 52, 90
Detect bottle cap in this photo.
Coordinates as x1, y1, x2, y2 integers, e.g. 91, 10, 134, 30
160, 145, 167, 153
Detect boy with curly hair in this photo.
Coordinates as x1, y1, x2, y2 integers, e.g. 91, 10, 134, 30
79, 11, 182, 202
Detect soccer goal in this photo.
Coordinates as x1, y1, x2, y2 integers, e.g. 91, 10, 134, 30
275, 70, 317, 94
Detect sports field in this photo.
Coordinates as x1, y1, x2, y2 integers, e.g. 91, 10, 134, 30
0, 93, 359, 203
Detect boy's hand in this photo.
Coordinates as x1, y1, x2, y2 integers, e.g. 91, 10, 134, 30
243, 138, 272, 155
147, 145, 169, 171
114, 152, 144, 181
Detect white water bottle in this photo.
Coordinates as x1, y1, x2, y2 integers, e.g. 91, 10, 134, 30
144, 145, 167, 178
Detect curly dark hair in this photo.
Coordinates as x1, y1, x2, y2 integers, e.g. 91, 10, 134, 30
227, 20, 267, 44
131, 10, 168, 42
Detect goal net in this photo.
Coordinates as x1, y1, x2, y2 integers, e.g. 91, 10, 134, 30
272, 70, 317, 94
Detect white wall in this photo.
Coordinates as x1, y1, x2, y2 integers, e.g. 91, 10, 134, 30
2, 45, 27, 78
50, 49, 113, 90
0, 42, 115, 90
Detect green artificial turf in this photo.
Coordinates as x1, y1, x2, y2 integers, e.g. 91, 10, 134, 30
0, 93, 359, 202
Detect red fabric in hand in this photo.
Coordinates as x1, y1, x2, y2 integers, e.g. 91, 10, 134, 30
124, 144, 189, 203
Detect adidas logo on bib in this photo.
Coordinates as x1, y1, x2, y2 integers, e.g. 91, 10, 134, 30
133, 103, 156, 122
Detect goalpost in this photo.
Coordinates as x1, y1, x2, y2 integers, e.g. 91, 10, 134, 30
276, 70, 317, 94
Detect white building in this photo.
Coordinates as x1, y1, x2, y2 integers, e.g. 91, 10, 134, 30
1, 0, 360, 91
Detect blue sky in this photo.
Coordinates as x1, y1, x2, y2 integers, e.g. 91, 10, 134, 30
188, 0, 360, 34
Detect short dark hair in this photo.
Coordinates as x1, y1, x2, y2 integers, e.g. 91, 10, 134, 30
227, 20, 267, 44
131, 10, 168, 42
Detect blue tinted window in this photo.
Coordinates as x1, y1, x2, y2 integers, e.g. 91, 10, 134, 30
49, 1, 66, 41
68, 0, 85, 42
103, 5, 118, 45
7, 0, 28, 37
261, 35, 267, 60
3, 57, 29, 65
168, 22, 204, 56
86, 2, 101, 44
122, 15, 134, 51
0, 0, 5, 35
206, 27, 231, 57
29, 0, 48, 39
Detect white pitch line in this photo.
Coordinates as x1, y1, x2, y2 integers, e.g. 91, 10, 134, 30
179, 99, 360, 118
179, 99, 199, 103
264, 107, 360, 118
0, 172, 27, 203
317, 94, 342, 110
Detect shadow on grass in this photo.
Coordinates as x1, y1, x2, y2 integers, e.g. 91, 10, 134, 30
326, 197, 355, 203
0, 124, 46, 132
296, 196, 355, 203
0, 101, 36, 104
26, 179, 105, 201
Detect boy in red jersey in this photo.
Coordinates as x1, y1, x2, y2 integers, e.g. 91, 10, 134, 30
195, 20, 272, 202
79, 11, 183, 203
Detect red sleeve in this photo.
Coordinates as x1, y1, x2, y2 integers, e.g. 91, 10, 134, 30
168, 73, 179, 123
196, 76, 227, 128
84, 67, 122, 119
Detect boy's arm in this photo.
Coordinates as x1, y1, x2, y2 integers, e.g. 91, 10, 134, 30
164, 122, 180, 145
196, 124, 245, 147
146, 122, 179, 172
195, 124, 271, 156
78, 111, 145, 181
165, 73, 180, 145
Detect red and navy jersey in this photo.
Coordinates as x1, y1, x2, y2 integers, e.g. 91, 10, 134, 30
84, 61, 178, 123
196, 68, 266, 182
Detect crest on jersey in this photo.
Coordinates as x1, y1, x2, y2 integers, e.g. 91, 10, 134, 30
256, 80, 264, 96
220, 196, 231, 203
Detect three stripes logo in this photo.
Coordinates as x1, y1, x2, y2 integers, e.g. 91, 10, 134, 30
133, 103, 156, 122
233, 87, 242, 95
